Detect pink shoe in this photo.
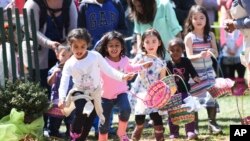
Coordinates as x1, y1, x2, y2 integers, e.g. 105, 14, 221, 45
187, 132, 197, 140
70, 132, 81, 141
119, 134, 130, 141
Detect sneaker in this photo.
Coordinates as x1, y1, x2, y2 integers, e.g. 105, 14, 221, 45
187, 132, 197, 140
43, 128, 50, 138
169, 134, 179, 139
119, 134, 130, 141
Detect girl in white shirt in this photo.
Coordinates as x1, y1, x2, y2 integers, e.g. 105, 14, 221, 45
58, 28, 134, 141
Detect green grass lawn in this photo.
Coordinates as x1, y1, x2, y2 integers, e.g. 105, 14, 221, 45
86, 94, 250, 141
52, 94, 250, 141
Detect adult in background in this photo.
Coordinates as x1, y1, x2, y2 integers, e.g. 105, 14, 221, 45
224, 0, 250, 88
219, 0, 247, 96
24, 0, 77, 134
77, 0, 127, 50
171, 0, 196, 38
127, 0, 182, 60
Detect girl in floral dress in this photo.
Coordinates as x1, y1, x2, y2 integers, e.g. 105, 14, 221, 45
130, 28, 166, 141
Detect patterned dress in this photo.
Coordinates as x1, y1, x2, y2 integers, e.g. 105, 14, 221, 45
130, 54, 166, 115
188, 32, 216, 107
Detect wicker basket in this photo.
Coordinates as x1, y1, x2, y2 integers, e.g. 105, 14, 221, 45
208, 86, 232, 98
160, 93, 182, 111
168, 106, 195, 125
145, 80, 171, 109
208, 78, 234, 98
46, 104, 65, 118
236, 96, 250, 125
164, 75, 195, 125
161, 75, 177, 96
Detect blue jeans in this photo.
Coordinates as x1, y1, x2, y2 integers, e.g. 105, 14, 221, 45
99, 93, 131, 134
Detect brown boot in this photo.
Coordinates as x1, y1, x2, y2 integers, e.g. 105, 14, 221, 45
154, 125, 165, 141
131, 124, 144, 141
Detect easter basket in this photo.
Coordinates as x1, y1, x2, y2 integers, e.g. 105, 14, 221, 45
46, 104, 65, 118
207, 78, 234, 98
236, 96, 250, 125
161, 68, 177, 95
130, 54, 172, 109
208, 51, 235, 98
159, 92, 182, 111
168, 106, 195, 125
165, 75, 196, 125
144, 80, 171, 109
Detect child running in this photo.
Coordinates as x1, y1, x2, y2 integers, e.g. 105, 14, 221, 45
184, 5, 222, 134
96, 31, 152, 141
166, 38, 200, 140
130, 28, 166, 141
58, 28, 134, 141
47, 43, 73, 139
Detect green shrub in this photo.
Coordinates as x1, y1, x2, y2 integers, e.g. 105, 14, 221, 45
0, 80, 49, 123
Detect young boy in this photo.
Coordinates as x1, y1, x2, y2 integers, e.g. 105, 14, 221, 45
47, 42, 73, 139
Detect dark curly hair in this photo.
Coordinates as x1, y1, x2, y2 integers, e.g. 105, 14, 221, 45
95, 31, 126, 58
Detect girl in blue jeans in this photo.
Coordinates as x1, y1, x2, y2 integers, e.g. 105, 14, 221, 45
96, 31, 152, 141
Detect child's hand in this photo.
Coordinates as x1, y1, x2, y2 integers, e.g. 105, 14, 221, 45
199, 51, 208, 59
142, 61, 153, 69
227, 48, 236, 56
58, 99, 65, 109
193, 76, 201, 83
224, 19, 236, 33
122, 73, 135, 81
99, 114, 105, 125
54, 67, 61, 74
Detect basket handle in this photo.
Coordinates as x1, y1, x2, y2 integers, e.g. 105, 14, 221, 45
235, 96, 244, 122
207, 50, 224, 77
128, 91, 146, 103
173, 74, 190, 95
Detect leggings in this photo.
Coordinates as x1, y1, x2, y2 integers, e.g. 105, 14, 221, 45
72, 98, 97, 141
135, 112, 163, 126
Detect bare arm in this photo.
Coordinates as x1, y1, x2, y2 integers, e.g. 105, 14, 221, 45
136, 34, 142, 53
184, 34, 204, 60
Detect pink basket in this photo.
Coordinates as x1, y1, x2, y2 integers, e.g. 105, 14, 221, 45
208, 87, 232, 98
145, 80, 171, 109
46, 105, 65, 118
